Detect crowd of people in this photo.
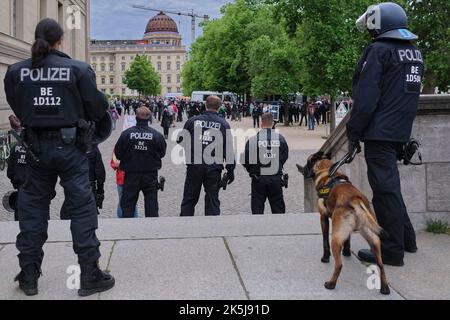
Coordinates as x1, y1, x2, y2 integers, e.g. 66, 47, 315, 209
107, 97, 335, 134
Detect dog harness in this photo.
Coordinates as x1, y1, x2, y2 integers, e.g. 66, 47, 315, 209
318, 175, 351, 204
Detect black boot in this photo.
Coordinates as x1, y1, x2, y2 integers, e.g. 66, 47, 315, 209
14, 264, 41, 296
357, 249, 404, 267
78, 262, 115, 297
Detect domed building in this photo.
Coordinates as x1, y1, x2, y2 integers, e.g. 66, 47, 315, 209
90, 11, 187, 97
144, 12, 182, 46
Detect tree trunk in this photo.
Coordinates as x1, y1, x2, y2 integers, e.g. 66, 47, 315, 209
422, 71, 436, 94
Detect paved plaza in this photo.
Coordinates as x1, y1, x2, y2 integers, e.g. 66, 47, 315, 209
0, 115, 327, 221
1, 214, 449, 300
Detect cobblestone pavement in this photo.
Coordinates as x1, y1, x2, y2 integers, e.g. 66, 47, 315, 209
0, 115, 327, 221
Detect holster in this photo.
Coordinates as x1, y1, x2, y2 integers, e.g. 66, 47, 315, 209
60, 127, 77, 145
24, 128, 40, 155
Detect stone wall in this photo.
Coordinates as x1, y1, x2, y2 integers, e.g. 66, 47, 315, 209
304, 94, 450, 230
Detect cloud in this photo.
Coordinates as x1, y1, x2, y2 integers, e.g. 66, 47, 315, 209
91, 0, 232, 48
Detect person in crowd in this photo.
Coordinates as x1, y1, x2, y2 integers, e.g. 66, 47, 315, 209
178, 96, 236, 216
161, 105, 173, 139
307, 102, 316, 131
110, 106, 119, 131
243, 113, 289, 215
110, 152, 139, 218
253, 104, 263, 128
114, 107, 167, 218
299, 103, 308, 127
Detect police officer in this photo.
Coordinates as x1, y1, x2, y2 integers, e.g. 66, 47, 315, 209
3, 19, 115, 296
114, 107, 167, 218
347, 3, 423, 266
243, 113, 289, 214
178, 96, 236, 216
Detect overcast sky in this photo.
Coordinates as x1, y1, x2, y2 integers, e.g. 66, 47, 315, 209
91, 0, 233, 48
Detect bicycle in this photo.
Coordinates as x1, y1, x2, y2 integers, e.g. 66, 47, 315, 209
0, 133, 11, 171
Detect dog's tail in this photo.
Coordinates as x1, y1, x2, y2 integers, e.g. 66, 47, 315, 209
351, 199, 387, 238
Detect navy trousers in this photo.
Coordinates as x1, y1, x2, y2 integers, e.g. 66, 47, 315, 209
16, 136, 100, 269
364, 141, 417, 261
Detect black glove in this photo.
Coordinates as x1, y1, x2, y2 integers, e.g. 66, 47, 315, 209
348, 140, 361, 158
96, 192, 105, 209
227, 171, 235, 185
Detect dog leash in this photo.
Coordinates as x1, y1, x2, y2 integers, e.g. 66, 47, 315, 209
328, 148, 358, 177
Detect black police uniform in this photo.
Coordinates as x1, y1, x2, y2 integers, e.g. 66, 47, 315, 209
243, 129, 289, 214
347, 39, 424, 262
7, 142, 28, 221
4, 49, 108, 270
114, 119, 167, 218
88, 146, 106, 211
60, 145, 106, 219
179, 111, 236, 216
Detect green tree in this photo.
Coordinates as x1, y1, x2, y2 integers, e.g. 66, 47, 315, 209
407, 0, 450, 93
124, 54, 161, 97
182, 0, 256, 96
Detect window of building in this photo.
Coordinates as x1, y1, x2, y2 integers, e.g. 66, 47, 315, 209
11, 0, 18, 38
157, 56, 161, 60
92, 56, 97, 62
110, 77, 114, 84
39, 0, 47, 20
110, 89, 115, 95
122, 56, 125, 61
177, 87, 181, 93
122, 88, 126, 95
167, 75, 171, 83
157, 62, 162, 71
176, 62, 181, 71
101, 89, 106, 94
167, 56, 171, 60
109, 63, 114, 72
92, 64, 97, 71
121, 63, 126, 72
122, 75, 125, 83
177, 74, 181, 83
109, 56, 114, 61
167, 62, 171, 71
177, 55, 180, 60
101, 56, 105, 62
101, 77, 106, 85
167, 87, 172, 93
101, 64, 105, 72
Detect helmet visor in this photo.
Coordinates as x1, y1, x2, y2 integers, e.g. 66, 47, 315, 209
356, 12, 368, 32
356, 5, 380, 33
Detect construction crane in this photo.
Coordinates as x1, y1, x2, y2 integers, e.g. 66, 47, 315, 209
132, 5, 209, 44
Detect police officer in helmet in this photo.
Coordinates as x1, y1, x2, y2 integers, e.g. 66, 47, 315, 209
3, 19, 115, 296
243, 113, 289, 215
348, 3, 424, 266
114, 107, 167, 218
178, 96, 236, 216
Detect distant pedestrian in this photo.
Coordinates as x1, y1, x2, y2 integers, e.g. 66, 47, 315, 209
308, 102, 316, 131
111, 152, 138, 218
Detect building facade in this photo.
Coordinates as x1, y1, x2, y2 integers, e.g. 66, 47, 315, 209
0, 0, 90, 129
89, 12, 187, 98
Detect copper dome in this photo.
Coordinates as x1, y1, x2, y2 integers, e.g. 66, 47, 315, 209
145, 12, 178, 34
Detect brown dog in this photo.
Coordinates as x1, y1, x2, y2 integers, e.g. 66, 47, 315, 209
298, 152, 390, 295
